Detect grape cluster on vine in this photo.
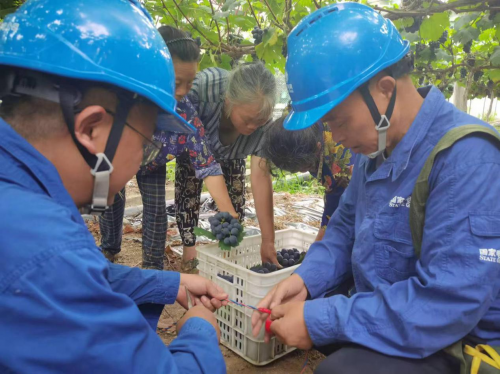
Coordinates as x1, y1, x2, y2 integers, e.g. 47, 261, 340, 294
403, 16, 423, 33
438, 31, 448, 45
463, 41, 472, 54
473, 71, 484, 82
429, 41, 440, 50
460, 68, 467, 79
251, 26, 266, 45
228, 34, 243, 46
281, 43, 287, 58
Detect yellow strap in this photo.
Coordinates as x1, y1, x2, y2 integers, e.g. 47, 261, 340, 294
477, 345, 500, 367
464, 345, 500, 370
471, 355, 481, 374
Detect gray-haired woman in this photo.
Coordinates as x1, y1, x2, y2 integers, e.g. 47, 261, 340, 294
177, 62, 279, 265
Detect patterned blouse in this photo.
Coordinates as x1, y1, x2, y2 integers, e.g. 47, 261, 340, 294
310, 123, 356, 228
140, 95, 222, 180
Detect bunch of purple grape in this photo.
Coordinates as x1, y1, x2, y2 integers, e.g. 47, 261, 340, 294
209, 212, 243, 247
277, 248, 302, 267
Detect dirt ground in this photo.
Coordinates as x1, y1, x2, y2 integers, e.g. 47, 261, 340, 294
86, 190, 325, 373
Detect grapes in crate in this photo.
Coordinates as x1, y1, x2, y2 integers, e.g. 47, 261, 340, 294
277, 248, 304, 268
249, 248, 306, 273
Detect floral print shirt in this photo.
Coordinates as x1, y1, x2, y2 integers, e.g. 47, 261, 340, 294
310, 123, 356, 228
140, 96, 222, 180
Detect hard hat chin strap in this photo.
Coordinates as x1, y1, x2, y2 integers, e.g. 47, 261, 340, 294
358, 81, 397, 159
59, 85, 134, 215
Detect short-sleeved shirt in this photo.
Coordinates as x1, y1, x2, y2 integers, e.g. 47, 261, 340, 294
140, 95, 222, 180
188, 67, 268, 161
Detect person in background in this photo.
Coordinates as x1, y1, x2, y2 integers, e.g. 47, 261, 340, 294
252, 3, 500, 373
99, 26, 238, 273
263, 117, 355, 241
185, 63, 279, 265
0, 1, 227, 372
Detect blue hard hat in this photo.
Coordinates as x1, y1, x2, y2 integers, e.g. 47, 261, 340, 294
0, 0, 194, 134
283, 2, 409, 131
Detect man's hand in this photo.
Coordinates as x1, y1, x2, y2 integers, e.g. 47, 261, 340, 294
177, 274, 228, 312
261, 241, 279, 265
251, 274, 308, 340
269, 301, 313, 350
176, 305, 221, 341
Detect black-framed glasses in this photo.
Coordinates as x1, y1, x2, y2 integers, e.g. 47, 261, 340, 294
73, 107, 163, 166
104, 109, 162, 166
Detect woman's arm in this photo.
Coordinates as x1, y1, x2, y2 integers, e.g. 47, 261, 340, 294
250, 155, 278, 265
204, 175, 238, 219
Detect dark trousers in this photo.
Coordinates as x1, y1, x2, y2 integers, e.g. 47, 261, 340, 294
99, 166, 168, 270
175, 157, 247, 247
313, 280, 460, 374
314, 344, 459, 374
100, 158, 247, 269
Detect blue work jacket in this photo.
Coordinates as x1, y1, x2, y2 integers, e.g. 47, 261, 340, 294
295, 86, 500, 358
0, 118, 225, 373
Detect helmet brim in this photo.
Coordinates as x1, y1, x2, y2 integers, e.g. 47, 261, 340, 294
283, 99, 335, 131
156, 110, 196, 133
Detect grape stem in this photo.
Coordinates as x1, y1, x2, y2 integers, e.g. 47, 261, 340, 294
208, 0, 222, 46
159, 0, 178, 28
373, 0, 500, 21
171, 0, 218, 47
247, 0, 261, 29
262, 0, 285, 30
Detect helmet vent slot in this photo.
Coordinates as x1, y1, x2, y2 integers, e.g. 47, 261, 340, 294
309, 14, 322, 25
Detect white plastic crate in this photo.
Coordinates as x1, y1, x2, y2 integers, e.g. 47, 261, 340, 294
197, 228, 316, 366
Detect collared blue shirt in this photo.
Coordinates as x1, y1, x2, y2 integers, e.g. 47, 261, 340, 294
0, 118, 225, 373
295, 86, 500, 358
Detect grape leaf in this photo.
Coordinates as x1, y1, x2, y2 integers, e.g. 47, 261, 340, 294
393, 17, 414, 30
488, 69, 500, 83
219, 241, 231, 250
229, 14, 254, 29
453, 27, 480, 45
435, 49, 452, 62
400, 31, 420, 43
490, 47, 500, 66
295, 252, 306, 265
193, 227, 216, 240
477, 16, 494, 31
420, 12, 450, 41
261, 27, 278, 47
419, 47, 434, 62
221, 0, 245, 12
219, 54, 232, 70
454, 13, 480, 31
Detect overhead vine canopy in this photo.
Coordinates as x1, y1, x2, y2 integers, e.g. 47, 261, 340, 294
2, 0, 500, 102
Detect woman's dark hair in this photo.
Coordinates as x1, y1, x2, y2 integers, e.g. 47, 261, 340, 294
263, 116, 322, 174
158, 25, 200, 62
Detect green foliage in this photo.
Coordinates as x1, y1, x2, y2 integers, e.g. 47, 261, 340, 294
4, 0, 500, 100
142, 0, 500, 100
273, 172, 325, 195
0, 0, 25, 19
